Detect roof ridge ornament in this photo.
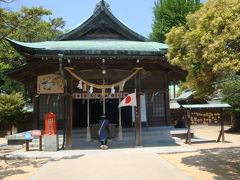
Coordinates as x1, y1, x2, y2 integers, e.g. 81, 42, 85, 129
101, 0, 105, 6
94, 0, 111, 13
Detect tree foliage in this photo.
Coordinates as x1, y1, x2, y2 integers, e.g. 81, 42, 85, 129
220, 74, 240, 128
166, 0, 240, 98
150, 0, 201, 43
221, 75, 240, 109
0, 93, 26, 124
0, 6, 65, 94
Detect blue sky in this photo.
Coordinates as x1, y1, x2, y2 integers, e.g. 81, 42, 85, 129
6, 0, 206, 38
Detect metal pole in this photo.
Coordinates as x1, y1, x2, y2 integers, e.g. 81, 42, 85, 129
86, 95, 91, 141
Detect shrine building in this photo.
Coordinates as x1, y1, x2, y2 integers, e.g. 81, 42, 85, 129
6, 0, 186, 148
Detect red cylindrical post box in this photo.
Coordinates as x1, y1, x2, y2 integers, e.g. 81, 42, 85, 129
44, 112, 57, 135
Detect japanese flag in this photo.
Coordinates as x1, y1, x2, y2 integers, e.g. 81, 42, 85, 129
118, 93, 137, 108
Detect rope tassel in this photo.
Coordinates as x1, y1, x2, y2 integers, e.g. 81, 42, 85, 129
111, 86, 115, 94
77, 80, 83, 89
89, 85, 93, 94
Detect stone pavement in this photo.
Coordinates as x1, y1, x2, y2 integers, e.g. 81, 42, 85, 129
1, 141, 196, 180
30, 153, 193, 180
3, 141, 197, 158
1, 127, 198, 180
16, 143, 196, 180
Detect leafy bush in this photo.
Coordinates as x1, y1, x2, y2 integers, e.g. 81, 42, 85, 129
0, 92, 26, 125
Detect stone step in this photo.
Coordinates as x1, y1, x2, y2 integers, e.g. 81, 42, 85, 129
6, 127, 183, 147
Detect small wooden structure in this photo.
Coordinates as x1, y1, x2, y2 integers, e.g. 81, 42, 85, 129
181, 104, 231, 144
6, 0, 186, 148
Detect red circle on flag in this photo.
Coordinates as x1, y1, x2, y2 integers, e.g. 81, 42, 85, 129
125, 96, 131, 104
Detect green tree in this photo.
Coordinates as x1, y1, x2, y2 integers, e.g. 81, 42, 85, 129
220, 74, 240, 129
166, 0, 240, 98
0, 93, 26, 133
0, 6, 65, 94
151, 0, 201, 43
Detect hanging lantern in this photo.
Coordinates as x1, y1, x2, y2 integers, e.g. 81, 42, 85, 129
89, 85, 93, 94
111, 86, 115, 94
77, 81, 83, 89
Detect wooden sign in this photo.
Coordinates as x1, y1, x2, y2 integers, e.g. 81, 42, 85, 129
31, 130, 43, 136
37, 74, 64, 94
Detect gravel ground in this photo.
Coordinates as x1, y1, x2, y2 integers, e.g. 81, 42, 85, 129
160, 125, 240, 180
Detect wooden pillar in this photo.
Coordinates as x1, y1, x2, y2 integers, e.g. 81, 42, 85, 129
185, 109, 191, 144
65, 76, 73, 149
33, 96, 39, 129
33, 75, 39, 129
217, 109, 225, 142
39, 136, 42, 151
103, 96, 106, 115
86, 97, 91, 141
135, 72, 142, 146
25, 140, 30, 151
118, 98, 123, 140
164, 73, 171, 126
165, 91, 171, 126
173, 82, 176, 99
102, 80, 106, 115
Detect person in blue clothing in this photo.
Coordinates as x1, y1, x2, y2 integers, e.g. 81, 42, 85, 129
175, 116, 187, 128
98, 114, 109, 150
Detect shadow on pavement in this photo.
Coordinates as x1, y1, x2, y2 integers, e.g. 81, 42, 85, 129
49, 154, 85, 161
0, 158, 47, 179
181, 146, 240, 180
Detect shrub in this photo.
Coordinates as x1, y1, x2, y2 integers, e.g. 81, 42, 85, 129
0, 92, 26, 126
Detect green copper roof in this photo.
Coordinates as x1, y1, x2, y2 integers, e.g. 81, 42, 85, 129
6, 1, 168, 56
7, 38, 168, 55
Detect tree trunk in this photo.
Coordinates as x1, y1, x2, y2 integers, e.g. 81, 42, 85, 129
11, 124, 18, 135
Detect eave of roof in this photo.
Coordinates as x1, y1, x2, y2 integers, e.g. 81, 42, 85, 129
181, 104, 231, 109
6, 38, 168, 56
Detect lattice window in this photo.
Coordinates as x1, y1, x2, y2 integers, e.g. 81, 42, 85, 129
146, 93, 165, 118
38, 95, 64, 128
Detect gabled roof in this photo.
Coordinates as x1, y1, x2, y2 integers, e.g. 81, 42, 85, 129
55, 0, 148, 41
6, 0, 169, 57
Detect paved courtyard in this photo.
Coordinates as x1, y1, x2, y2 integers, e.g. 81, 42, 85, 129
1, 127, 198, 180
29, 153, 193, 180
